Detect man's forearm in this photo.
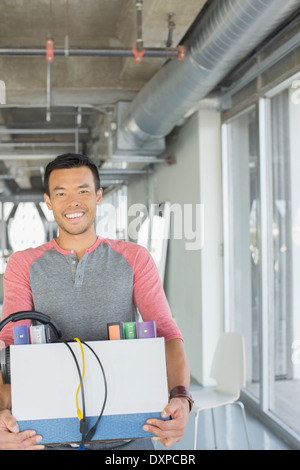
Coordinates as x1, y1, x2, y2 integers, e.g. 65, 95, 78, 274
165, 338, 190, 392
142, 338, 191, 447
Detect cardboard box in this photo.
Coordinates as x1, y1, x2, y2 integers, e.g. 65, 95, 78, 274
11, 338, 168, 445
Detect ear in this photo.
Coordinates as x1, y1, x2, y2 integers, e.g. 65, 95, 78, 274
44, 193, 52, 211
96, 188, 103, 206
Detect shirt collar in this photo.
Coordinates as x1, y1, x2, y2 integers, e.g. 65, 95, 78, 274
52, 236, 102, 255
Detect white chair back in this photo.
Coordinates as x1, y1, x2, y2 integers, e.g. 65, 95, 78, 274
210, 332, 246, 395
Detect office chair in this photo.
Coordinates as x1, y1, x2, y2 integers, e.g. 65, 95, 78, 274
192, 332, 251, 450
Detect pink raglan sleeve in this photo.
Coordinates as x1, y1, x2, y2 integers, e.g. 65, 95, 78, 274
130, 244, 183, 342
0, 252, 34, 347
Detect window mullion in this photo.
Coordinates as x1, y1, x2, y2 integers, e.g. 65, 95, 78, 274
258, 97, 275, 412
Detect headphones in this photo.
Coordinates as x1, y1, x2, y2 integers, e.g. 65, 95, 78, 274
0, 310, 107, 447
0, 311, 62, 385
0, 311, 62, 339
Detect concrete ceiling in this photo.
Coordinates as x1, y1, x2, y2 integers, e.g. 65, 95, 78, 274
0, 0, 208, 196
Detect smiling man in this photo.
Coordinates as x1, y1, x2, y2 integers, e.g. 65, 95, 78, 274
0, 153, 192, 451
44, 162, 103, 260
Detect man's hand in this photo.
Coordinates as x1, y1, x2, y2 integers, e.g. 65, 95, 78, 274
143, 397, 190, 448
0, 409, 44, 450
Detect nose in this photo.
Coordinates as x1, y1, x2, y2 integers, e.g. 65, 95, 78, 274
66, 193, 80, 207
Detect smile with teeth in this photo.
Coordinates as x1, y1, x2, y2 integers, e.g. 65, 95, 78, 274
65, 212, 84, 219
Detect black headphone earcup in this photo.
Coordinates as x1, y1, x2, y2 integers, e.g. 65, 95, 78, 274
0, 347, 11, 384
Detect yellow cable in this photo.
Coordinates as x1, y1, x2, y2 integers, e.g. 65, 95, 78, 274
74, 338, 85, 421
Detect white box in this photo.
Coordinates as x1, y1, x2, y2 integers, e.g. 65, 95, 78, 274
11, 338, 168, 445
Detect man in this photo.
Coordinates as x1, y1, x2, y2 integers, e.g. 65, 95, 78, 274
0, 153, 192, 450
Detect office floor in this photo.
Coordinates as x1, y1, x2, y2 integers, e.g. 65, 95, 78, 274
155, 381, 292, 451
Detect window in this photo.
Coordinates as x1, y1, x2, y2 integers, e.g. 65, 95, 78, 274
0, 201, 56, 275
223, 77, 300, 444
222, 106, 261, 400
95, 186, 128, 240
269, 84, 300, 435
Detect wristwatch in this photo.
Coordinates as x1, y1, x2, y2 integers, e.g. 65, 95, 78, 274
169, 385, 194, 412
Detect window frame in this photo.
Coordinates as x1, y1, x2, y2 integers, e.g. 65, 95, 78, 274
221, 77, 300, 449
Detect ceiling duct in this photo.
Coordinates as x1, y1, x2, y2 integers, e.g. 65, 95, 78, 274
120, 0, 300, 148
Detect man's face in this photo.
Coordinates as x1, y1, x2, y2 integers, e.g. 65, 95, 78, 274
44, 166, 102, 237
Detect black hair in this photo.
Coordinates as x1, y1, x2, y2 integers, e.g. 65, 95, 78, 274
44, 153, 101, 196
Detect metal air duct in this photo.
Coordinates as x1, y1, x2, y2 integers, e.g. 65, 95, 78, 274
121, 0, 300, 148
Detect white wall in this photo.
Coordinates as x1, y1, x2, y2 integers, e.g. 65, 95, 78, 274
127, 109, 224, 385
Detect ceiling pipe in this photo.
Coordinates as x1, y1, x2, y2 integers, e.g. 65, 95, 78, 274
0, 47, 185, 60
0, 128, 89, 134
120, 0, 300, 148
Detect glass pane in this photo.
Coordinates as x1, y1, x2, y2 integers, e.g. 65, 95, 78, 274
7, 202, 46, 251
224, 107, 260, 400
95, 186, 128, 240
270, 85, 300, 435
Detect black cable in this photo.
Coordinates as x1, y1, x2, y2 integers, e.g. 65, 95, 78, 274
63, 340, 107, 446
81, 341, 107, 443
63, 341, 87, 449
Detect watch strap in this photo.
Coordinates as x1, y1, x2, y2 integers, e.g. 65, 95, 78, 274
169, 385, 194, 412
